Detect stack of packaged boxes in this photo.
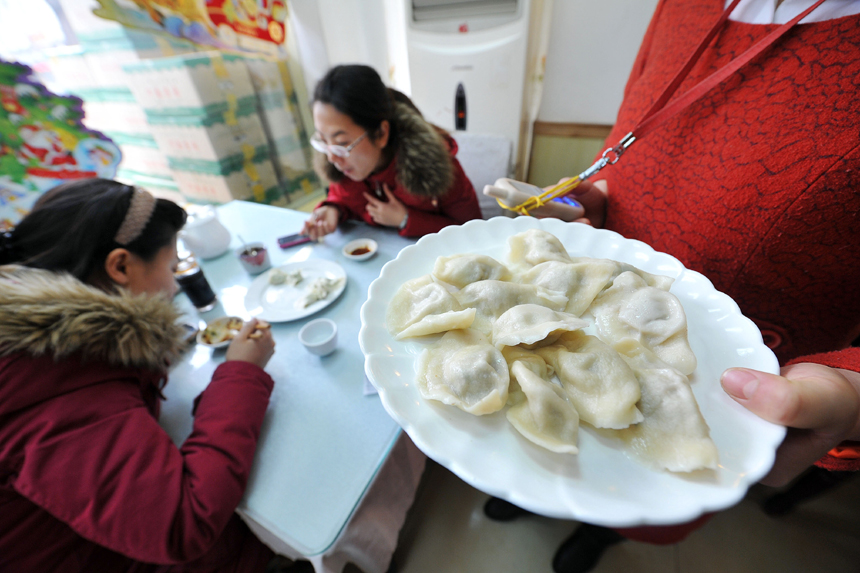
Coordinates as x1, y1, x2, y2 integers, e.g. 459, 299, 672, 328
243, 57, 319, 202
124, 51, 318, 206
123, 51, 279, 204
39, 0, 199, 202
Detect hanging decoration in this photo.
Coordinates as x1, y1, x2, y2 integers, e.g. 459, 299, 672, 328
0, 59, 121, 231
93, 0, 289, 55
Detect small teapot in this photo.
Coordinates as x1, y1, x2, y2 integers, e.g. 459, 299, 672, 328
179, 205, 232, 259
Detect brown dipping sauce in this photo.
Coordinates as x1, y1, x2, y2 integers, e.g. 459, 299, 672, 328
350, 246, 371, 256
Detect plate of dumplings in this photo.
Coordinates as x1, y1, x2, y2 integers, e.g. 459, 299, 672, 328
359, 217, 785, 527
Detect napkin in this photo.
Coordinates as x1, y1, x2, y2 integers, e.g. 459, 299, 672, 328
363, 374, 378, 396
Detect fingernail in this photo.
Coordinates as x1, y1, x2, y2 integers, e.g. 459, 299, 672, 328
721, 368, 759, 400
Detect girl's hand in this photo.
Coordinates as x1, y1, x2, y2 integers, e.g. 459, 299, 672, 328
363, 184, 407, 227
721, 363, 860, 487
225, 319, 276, 370
301, 206, 339, 241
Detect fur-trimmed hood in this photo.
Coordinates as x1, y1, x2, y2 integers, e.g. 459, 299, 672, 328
0, 265, 185, 372
316, 101, 456, 199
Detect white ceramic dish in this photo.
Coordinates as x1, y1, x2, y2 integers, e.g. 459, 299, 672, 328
244, 260, 347, 322
359, 217, 785, 528
342, 238, 378, 261
299, 318, 338, 356
197, 316, 244, 348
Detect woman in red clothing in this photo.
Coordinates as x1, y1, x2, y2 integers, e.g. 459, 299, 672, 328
486, 1, 860, 571
0, 179, 278, 572
300, 64, 482, 240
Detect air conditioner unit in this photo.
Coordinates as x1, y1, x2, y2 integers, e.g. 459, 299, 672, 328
400, 0, 530, 158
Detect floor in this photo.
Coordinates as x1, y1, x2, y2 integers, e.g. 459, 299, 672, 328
383, 460, 860, 573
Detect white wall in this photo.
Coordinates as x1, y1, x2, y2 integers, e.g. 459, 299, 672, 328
537, 0, 659, 125
287, 0, 390, 103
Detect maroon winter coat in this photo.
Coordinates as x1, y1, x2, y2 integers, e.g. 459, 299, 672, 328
0, 266, 275, 572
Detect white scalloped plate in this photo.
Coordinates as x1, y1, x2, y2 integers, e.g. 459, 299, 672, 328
359, 217, 785, 527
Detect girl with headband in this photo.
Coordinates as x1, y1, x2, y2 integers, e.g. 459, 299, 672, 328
0, 178, 280, 572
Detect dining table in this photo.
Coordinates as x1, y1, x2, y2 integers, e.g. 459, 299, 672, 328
159, 200, 423, 573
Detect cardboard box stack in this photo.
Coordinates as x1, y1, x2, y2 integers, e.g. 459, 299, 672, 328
123, 52, 280, 204
37, 0, 199, 202
123, 51, 318, 206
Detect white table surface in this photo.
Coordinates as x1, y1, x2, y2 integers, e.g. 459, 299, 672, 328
159, 200, 413, 557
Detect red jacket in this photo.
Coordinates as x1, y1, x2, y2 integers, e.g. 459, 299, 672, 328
600, 0, 860, 472
0, 266, 274, 572
318, 102, 482, 237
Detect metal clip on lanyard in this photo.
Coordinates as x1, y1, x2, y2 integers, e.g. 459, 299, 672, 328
508, 0, 828, 216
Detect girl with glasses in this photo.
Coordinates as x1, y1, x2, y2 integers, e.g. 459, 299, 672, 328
300, 64, 482, 240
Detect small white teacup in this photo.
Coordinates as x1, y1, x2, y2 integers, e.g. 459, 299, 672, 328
298, 318, 337, 356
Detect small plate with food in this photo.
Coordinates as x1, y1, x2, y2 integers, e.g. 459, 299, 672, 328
197, 316, 271, 348
244, 260, 347, 322
343, 238, 378, 261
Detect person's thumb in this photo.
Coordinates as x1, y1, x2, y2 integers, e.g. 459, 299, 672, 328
721, 365, 856, 433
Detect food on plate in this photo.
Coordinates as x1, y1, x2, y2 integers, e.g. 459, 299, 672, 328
416, 329, 509, 415
200, 317, 270, 345
589, 271, 697, 375
518, 260, 616, 316
537, 331, 644, 430
394, 308, 477, 340
432, 253, 512, 289
299, 276, 344, 308
491, 304, 588, 349
453, 280, 568, 334
386, 275, 463, 336
350, 246, 371, 256
611, 340, 719, 472
507, 361, 580, 454
269, 268, 303, 286
388, 229, 717, 472
507, 228, 572, 269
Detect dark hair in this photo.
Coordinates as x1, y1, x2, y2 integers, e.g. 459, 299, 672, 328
0, 178, 186, 282
313, 65, 424, 183
313, 64, 421, 149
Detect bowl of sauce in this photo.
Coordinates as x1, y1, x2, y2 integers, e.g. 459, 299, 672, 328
342, 238, 378, 261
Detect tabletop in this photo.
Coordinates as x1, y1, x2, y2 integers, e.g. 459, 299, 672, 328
159, 200, 414, 557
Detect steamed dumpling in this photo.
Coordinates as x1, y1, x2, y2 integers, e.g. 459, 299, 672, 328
454, 280, 568, 333
433, 254, 512, 289
386, 275, 462, 337
508, 229, 572, 269
506, 361, 580, 455
416, 329, 509, 415
611, 340, 718, 472
395, 308, 477, 340
492, 304, 588, 349
501, 346, 554, 404
518, 260, 617, 316
537, 331, 643, 429
590, 271, 697, 375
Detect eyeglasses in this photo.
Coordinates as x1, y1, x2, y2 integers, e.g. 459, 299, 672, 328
310, 131, 368, 158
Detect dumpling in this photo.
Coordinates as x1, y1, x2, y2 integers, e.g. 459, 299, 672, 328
537, 331, 643, 429
501, 346, 553, 404
611, 340, 718, 472
386, 275, 462, 337
518, 260, 617, 316
589, 271, 697, 375
492, 304, 588, 349
432, 254, 512, 289
416, 329, 509, 415
506, 361, 580, 455
394, 308, 477, 340
508, 229, 572, 269
454, 280, 568, 333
